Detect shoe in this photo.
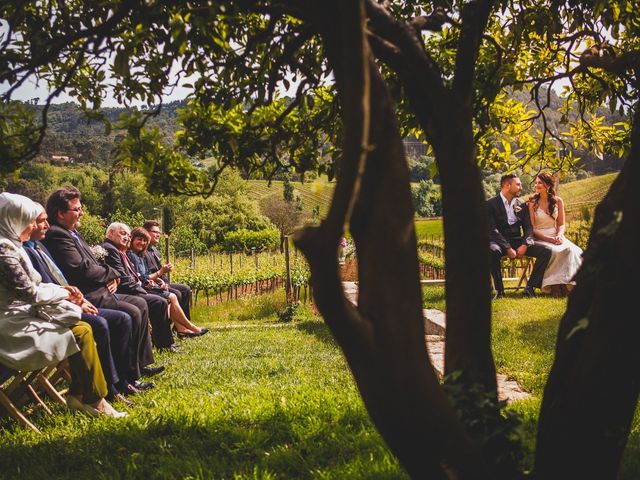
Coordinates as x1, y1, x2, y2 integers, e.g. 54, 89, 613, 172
122, 383, 141, 396
159, 343, 180, 352
66, 395, 100, 417
523, 286, 537, 298
107, 392, 135, 407
96, 399, 128, 418
176, 330, 198, 339
492, 290, 505, 300
195, 328, 209, 336
133, 380, 155, 391
140, 365, 165, 377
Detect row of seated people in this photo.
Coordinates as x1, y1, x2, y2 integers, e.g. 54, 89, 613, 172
0, 187, 203, 421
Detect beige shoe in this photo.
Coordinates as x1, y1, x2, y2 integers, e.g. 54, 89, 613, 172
95, 399, 127, 418
66, 395, 100, 417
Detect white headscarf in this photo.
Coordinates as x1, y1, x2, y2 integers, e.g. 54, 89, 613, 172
0, 192, 40, 247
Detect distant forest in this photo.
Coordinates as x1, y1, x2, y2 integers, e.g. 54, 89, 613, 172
30, 87, 625, 177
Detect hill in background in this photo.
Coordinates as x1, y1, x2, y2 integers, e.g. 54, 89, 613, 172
30, 86, 625, 176
241, 171, 617, 224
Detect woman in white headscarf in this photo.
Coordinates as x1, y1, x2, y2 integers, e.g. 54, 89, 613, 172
0, 192, 125, 418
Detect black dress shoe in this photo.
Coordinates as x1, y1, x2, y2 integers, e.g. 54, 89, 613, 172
493, 290, 505, 300
176, 331, 197, 339
159, 344, 180, 353
522, 286, 537, 297
140, 365, 165, 377
133, 380, 155, 391
196, 328, 209, 336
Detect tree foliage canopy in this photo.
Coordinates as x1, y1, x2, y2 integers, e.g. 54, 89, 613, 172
2, 1, 639, 478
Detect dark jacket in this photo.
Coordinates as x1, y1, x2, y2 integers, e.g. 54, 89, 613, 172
101, 239, 147, 295
143, 246, 168, 282
43, 224, 121, 307
486, 194, 534, 250
23, 241, 60, 285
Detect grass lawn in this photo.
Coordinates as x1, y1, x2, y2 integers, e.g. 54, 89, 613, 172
2, 287, 637, 478
422, 284, 640, 478
0, 293, 406, 479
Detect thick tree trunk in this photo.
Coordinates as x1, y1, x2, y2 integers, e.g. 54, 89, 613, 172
433, 110, 497, 395
534, 109, 640, 478
295, 2, 493, 478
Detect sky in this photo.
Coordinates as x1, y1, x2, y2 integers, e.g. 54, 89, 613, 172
1, 75, 192, 108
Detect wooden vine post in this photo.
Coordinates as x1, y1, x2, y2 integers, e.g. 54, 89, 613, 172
284, 235, 292, 303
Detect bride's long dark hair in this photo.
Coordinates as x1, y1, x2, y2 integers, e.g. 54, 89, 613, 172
530, 172, 557, 215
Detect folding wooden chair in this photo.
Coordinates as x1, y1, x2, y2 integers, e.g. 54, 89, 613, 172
0, 361, 70, 433
0, 365, 43, 433
494, 256, 534, 291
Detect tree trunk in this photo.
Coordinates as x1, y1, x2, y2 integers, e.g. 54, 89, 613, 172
534, 109, 640, 478
295, 2, 492, 477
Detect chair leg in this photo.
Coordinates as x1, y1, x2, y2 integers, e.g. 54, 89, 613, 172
0, 383, 41, 433
36, 372, 67, 406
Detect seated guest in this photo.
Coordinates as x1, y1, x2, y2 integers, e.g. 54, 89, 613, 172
24, 204, 136, 404
128, 227, 208, 338
43, 186, 161, 390
143, 220, 193, 320
102, 222, 176, 352
0, 192, 125, 418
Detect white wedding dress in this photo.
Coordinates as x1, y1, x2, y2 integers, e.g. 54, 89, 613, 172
533, 207, 584, 293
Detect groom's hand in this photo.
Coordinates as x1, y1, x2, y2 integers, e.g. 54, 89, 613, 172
516, 244, 528, 258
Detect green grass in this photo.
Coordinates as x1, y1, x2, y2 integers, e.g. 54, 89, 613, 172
0, 292, 407, 479
421, 284, 640, 477
414, 218, 443, 238
4, 283, 637, 478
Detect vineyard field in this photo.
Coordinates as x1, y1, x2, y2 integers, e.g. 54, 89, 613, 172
245, 177, 336, 216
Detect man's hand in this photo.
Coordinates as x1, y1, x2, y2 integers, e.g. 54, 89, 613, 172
516, 244, 528, 258
107, 279, 118, 294
506, 247, 517, 260
81, 300, 98, 315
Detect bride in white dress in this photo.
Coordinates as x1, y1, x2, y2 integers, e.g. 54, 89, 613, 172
527, 172, 583, 296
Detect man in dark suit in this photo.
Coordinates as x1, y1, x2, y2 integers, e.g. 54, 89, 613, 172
102, 222, 175, 351
487, 173, 552, 298
43, 186, 163, 388
143, 220, 193, 320
24, 205, 135, 404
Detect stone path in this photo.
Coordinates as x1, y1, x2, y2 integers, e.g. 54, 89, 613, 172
342, 282, 530, 403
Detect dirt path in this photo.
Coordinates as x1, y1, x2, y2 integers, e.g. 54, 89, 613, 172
342, 282, 530, 403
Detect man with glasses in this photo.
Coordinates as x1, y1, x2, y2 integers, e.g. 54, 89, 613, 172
43, 186, 164, 390
143, 220, 193, 321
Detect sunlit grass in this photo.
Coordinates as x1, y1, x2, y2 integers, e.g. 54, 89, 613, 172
0, 292, 407, 480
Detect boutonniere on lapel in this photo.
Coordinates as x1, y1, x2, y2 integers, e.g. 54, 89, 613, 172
90, 244, 108, 264
513, 200, 525, 215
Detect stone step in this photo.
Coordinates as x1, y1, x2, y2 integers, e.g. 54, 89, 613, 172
342, 281, 531, 403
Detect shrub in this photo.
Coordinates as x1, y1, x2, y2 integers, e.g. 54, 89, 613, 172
77, 212, 107, 246
170, 224, 208, 256
222, 228, 279, 252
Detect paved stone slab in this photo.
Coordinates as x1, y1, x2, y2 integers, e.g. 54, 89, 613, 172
342, 281, 531, 404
